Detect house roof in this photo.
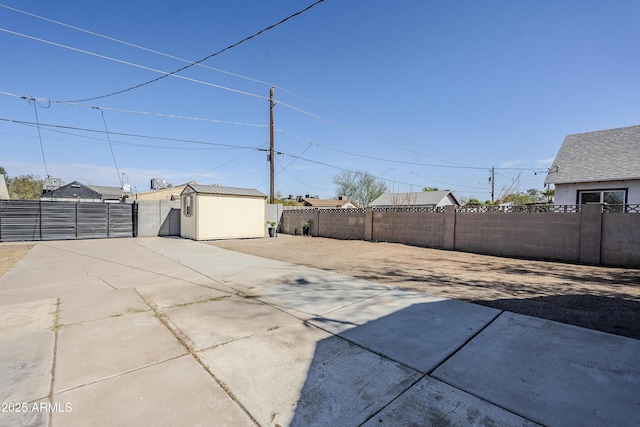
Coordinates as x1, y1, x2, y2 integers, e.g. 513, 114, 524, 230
41, 181, 128, 200
87, 185, 129, 199
301, 198, 356, 208
134, 182, 195, 200
182, 184, 266, 198
369, 190, 459, 207
41, 181, 102, 200
545, 125, 640, 185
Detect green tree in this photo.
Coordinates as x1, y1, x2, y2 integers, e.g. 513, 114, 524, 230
333, 170, 387, 207
0, 165, 7, 175
466, 198, 484, 205
8, 174, 44, 200
500, 188, 550, 205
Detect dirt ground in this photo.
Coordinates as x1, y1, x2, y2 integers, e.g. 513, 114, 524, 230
0, 244, 34, 278
209, 235, 640, 340
2, 239, 638, 339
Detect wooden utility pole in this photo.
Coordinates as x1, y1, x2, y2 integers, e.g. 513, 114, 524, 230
490, 166, 495, 202
269, 87, 275, 204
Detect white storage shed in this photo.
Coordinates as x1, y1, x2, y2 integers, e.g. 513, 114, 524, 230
180, 184, 267, 240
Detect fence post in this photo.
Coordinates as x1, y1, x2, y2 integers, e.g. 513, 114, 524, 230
579, 204, 603, 265
132, 202, 138, 238
443, 205, 456, 250
364, 208, 374, 241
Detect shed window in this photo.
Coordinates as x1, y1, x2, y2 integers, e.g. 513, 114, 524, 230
183, 195, 193, 216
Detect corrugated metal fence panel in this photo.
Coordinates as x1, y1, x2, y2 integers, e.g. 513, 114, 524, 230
41, 201, 77, 240
108, 204, 134, 237
0, 201, 135, 241
0, 200, 41, 241
77, 203, 108, 239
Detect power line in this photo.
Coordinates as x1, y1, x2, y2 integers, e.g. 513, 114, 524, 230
2, 3, 478, 167
0, 90, 268, 127
96, 108, 122, 185
53, 0, 326, 102
0, 27, 269, 101
0, 117, 263, 150
27, 98, 49, 176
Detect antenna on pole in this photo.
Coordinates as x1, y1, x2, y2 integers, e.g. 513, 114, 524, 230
269, 87, 275, 204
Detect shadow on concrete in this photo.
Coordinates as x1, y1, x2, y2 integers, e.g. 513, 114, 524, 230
287, 301, 514, 426
472, 294, 640, 339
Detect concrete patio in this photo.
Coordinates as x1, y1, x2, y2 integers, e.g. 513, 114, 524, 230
0, 237, 638, 426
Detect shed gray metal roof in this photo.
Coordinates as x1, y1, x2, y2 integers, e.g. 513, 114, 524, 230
545, 125, 640, 185
369, 190, 458, 206
182, 184, 266, 197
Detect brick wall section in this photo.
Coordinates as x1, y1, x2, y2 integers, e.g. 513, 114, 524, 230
372, 211, 444, 247
454, 212, 581, 262
281, 206, 640, 267
281, 209, 315, 235
318, 209, 366, 240
579, 204, 602, 265
601, 213, 640, 267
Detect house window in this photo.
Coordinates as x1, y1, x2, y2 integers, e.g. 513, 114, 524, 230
578, 190, 626, 212
183, 195, 193, 216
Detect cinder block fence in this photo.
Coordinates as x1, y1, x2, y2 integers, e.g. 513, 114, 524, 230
281, 205, 640, 268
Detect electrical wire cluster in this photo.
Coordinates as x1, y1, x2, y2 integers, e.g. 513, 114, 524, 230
0, 1, 547, 198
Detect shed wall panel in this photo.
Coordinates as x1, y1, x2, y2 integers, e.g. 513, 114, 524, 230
195, 194, 265, 240
180, 193, 197, 240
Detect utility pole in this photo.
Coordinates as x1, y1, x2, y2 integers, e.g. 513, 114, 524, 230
490, 166, 495, 202
269, 87, 275, 204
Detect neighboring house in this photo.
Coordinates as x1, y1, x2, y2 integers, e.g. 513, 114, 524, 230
369, 190, 460, 207
0, 174, 9, 200
544, 125, 640, 206
180, 184, 267, 240
134, 182, 196, 201
41, 181, 130, 203
301, 197, 358, 208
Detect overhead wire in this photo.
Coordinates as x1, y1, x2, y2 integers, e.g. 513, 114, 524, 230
28, 97, 49, 176
44, 0, 326, 103
0, 117, 264, 151
95, 108, 122, 185
0, 90, 268, 127
0, 4, 549, 177
0, 6, 487, 169
0, 27, 269, 101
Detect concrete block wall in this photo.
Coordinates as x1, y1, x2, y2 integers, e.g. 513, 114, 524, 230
455, 212, 581, 262
318, 209, 366, 240
136, 200, 180, 237
281, 209, 316, 235
601, 213, 640, 267
372, 211, 444, 247
282, 206, 640, 267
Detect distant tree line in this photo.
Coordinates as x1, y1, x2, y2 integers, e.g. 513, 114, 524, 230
0, 166, 44, 200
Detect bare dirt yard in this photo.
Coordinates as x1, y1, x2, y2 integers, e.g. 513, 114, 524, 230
209, 235, 640, 340
0, 244, 34, 278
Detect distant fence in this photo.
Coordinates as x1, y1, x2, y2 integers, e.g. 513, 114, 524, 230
282, 204, 640, 268
0, 200, 136, 242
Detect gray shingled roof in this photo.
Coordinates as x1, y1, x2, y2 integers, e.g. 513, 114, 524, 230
369, 190, 458, 206
545, 125, 640, 185
182, 184, 266, 197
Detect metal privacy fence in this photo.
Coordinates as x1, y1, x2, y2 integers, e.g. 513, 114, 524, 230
0, 200, 137, 242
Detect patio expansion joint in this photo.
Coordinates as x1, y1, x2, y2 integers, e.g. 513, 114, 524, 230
420, 309, 544, 427
52, 354, 189, 396
47, 297, 61, 426
133, 287, 260, 426
131, 239, 242, 295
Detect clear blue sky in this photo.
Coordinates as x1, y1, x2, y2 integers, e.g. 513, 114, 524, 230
1, 0, 639, 201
